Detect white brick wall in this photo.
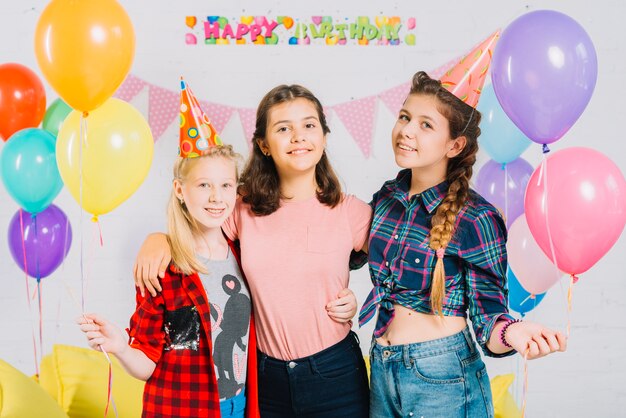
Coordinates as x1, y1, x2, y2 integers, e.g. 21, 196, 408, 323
1, 1, 624, 416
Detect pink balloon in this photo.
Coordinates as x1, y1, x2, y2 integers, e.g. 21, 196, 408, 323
508, 215, 562, 294
525, 147, 626, 275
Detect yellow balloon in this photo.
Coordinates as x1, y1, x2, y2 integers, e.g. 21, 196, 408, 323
34, 0, 135, 112
56, 98, 153, 217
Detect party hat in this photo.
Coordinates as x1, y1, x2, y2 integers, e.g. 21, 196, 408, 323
439, 30, 500, 108
179, 77, 223, 158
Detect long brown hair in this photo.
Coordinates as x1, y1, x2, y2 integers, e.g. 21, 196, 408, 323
239, 84, 342, 216
409, 71, 481, 315
167, 145, 242, 275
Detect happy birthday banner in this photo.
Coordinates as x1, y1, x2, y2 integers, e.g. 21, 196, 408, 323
114, 56, 460, 157
185, 15, 418, 46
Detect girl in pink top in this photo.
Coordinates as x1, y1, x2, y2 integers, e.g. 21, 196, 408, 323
135, 85, 371, 417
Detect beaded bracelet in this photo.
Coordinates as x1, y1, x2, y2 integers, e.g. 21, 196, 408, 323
500, 318, 522, 348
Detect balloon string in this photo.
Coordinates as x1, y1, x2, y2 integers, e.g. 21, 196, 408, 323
540, 153, 567, 333
19, 209, 40, 376
102, 348, 118, 417
60, 275, 118, 418
79, 312, 117, 418
32, 214, 45, 360
519, 294, 531, 306
37, 279, 43, 361
77, 116, 115, 417
80, 115, 86, 312
521, 348, 530, 418
566, 275, 578, 338
502, 163, 509, 226
92, 216, 104, 247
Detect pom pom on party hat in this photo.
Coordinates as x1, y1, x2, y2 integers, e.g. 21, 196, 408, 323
179, 77, 223, 158
439, 30, 500, 108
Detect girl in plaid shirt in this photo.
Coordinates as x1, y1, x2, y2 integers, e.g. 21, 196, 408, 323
79, 145, 260, 418
360, 67, 568, 417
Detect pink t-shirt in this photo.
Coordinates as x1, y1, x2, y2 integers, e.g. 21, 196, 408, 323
222, 194, 372, 360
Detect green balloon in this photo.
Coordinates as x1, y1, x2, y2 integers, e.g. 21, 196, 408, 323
266, 32, 279, 45
42, 98, 72, 137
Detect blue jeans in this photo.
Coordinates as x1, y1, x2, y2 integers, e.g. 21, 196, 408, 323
220, 389, 246, 418
370, 327, 494, 418
258, 331, 369, 417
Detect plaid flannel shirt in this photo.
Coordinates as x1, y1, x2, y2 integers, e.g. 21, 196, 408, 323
128, 239, 259, 417
357, 169, 515, 357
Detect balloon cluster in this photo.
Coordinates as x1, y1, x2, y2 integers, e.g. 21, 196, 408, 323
0, 67, 71, 280
476, 10, 626, 315
0, 0, 154, 280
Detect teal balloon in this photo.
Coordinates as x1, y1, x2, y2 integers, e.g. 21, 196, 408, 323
42, 98, 72, 137
478, 83, 532, 164
0, 128, 63, 213
507, 268, 545, 316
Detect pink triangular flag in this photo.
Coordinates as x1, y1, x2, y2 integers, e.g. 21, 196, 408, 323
378, 82, 410, 116
114, 74, 146, 102
333, 96, 377, 158
148, 84, 179, 141
237, 108, 256, 150
199, 100, 235, 134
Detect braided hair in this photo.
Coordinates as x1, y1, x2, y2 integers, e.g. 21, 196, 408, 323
408, 71, 481, 316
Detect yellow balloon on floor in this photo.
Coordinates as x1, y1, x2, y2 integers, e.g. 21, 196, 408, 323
34, 0, 135, 112
56, 98, 153, 217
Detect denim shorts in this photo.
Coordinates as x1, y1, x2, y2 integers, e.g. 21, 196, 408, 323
369, 327, 494, 418
257, 331, 369, 417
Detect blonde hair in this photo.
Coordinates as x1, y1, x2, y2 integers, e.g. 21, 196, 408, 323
408, 71, 481, 316
167, 145, 242, 275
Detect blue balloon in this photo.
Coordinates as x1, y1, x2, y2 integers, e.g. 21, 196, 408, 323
0, 128, 63, 213
478, 83, 532, 164
507, 268, 546, 316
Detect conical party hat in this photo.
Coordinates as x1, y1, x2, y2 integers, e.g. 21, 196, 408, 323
439, 30, 500, 108
179, 77, 223, 158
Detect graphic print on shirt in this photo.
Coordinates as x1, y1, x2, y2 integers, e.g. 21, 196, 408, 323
210, 273, 251, 399
163, 305, 201, 350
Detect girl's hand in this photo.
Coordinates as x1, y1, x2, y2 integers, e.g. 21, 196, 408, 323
77, 313, 128, 354
505, 320, 567, 360
133, 233, 171, 297
326, 288, 357, 324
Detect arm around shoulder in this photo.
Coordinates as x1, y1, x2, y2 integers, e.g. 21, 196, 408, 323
133, 232, 171, 297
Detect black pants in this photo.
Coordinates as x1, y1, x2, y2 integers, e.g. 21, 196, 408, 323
257, 331, 370, 417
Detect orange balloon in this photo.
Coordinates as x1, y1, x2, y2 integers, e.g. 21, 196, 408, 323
282, 16, 294, 29
0, 63, 46, 141
34, 0, 135, 112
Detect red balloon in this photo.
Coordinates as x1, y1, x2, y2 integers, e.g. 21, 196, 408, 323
0, 63, 47, 141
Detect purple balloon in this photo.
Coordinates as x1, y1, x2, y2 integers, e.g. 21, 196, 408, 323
8, 204, 72, 279
475, 158, 533, 228
491, 10, 597, 144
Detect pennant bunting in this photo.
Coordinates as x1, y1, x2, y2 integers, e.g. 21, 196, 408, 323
148, 84, 180, 141
122, 35, 493, 153
199, 100, 235, 134
378, 81, 411, 117
114, 74, 146, 102
237, 108, 257, 150
332, 96, 377, 158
